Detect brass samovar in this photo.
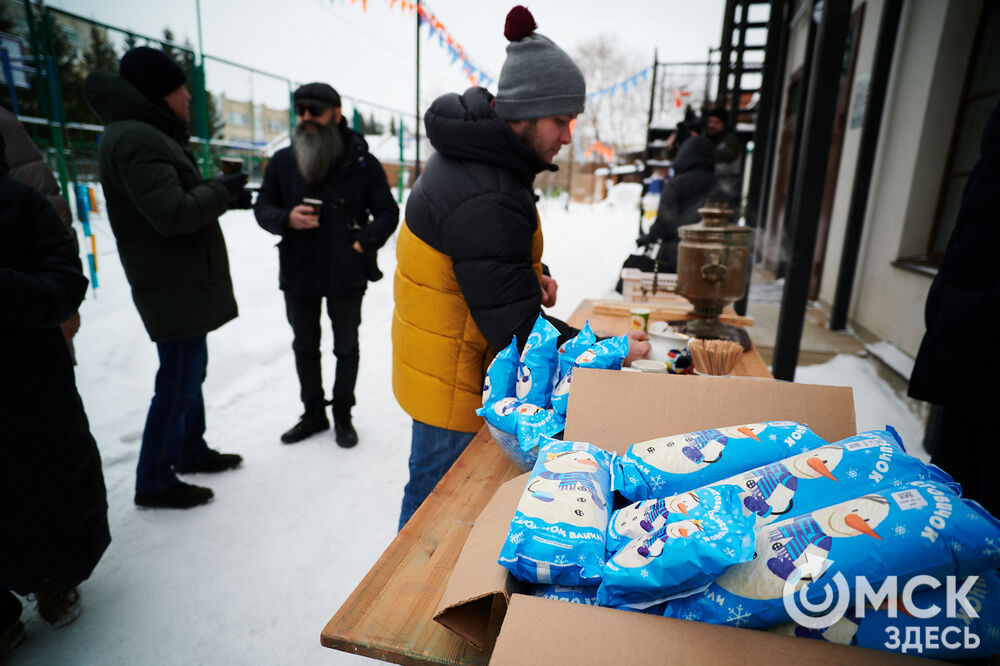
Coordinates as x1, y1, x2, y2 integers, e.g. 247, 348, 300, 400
675, 200, 751, 340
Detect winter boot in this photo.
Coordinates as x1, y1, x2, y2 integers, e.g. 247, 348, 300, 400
35, 589, 81, 628
134, 481, 214, 509
280, 409, 330, 444
174, 448, 243, 474
333, 406, 358, 449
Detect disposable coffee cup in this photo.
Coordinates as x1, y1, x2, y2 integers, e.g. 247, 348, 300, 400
302, 198, 322, 217
630, 307, 651, 332
220, 157, 244, 174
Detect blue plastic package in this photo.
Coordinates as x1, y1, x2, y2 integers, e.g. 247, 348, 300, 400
599, 484, 757, 608
605, 429, 956, 552
482, 337, 519, 409
478, 396, 525, 435
557, 322, 597, 379
499, 438, 615, 585
663, 479, 1000, 630
530, 584, 600, 607
770, 571, 1000, 659
551, 334, 629, 418
516, 316, 560, 407
516, 404, 566, 453
615, 421, 829, 501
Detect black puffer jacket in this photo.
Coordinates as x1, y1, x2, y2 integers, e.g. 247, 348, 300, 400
0, 156, 110, 594
647, 136, 718, 272
909, 101, 1000, 404
254, 119, 399, 297
405, 87, 574, 352
84, 71, 236, 342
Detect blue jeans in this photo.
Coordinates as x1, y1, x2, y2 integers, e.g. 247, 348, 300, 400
398, 421, 476, 531
135, 336, 211, 494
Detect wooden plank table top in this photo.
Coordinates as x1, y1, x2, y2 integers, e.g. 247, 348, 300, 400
320, 299, 772, 664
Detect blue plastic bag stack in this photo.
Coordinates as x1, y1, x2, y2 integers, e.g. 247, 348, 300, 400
477, 317, 628, 470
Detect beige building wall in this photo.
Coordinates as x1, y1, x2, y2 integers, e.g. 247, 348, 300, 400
819, 0, 981, 357
220, 94, 289, 144
763, 0, 983, 361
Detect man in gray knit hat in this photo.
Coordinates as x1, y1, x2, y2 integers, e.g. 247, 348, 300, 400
391, 6, 649, 531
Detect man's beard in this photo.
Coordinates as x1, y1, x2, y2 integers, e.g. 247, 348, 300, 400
292, 120, 344, 185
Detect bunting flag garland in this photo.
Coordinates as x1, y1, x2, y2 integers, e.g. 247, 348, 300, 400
673, 84, 692, 108
586, 66, 652, 103
347, 0, 495, 89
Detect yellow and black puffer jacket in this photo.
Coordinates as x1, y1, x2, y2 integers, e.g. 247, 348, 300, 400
392, 87, 575, 432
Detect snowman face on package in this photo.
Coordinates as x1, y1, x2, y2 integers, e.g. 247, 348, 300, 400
521, 478, 606, 530
493, 397, 520, 417
717, 495, 891, 601
786, 446, 843, 480
813, 495, 889, 538
516, 403, 544, 417
613, 493, 699, 539
633, 434, 722, 474
544, 449, 600, 474
574, 349, 596, 366
611, 519, 704, 568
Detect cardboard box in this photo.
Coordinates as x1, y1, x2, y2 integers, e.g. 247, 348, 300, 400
433, 369, 936, 662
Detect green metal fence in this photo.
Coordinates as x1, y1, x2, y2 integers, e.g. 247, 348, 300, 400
0, 0, 413, 211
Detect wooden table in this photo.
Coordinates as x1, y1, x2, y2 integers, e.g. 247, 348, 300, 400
320, 300, 771, 664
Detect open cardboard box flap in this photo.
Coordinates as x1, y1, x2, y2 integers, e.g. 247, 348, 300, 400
434, 370, 859, 652
490, 594, 933, 665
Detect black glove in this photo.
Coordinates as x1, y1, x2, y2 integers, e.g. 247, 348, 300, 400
212, 172, 248, 196
228, 189, 253, 210
636, 234, 652, 247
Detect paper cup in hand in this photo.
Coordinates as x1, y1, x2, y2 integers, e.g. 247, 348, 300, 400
629, 307, 650, 332
220, 157, 244, 174
302, 198, 322, 217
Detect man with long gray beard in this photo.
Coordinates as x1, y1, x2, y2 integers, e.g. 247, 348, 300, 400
255, 83, 398, 447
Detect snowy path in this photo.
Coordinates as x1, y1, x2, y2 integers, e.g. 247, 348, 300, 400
9, 188, 923, 664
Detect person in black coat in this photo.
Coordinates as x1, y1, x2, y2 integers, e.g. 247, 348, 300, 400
0, 134, 110, 649
254, 82, 399, 447
637, 135, 719, 272
909, 101, 1000, 515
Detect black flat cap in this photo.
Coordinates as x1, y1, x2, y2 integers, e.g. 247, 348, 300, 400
293, 82, 341, 108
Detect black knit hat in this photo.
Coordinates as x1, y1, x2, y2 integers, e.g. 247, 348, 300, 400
119, 46, 187, 101
707, 107, 730, 126
293, 83, 341, 109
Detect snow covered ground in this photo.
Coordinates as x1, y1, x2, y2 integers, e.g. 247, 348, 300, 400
8, 186, 924, 664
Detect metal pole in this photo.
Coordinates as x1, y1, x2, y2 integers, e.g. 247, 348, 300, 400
415, 0, 421, 178
194, 0, 212, 177
716, 0, 736, 105
776, 4, 817, 279
641, 49, 658, 236
771, 0, 852, 381
397, 115, 405, 202
829, 0, 903, 331
734, 0, 791, 315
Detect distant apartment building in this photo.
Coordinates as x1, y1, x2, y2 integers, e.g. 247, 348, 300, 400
219, 94, 289, 145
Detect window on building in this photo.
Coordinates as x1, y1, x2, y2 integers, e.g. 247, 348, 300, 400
267, 119, 286, 133
928, 0, 999, 263
227, 111, 250, 127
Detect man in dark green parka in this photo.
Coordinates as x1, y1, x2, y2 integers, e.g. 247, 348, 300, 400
84, 47, 248, 510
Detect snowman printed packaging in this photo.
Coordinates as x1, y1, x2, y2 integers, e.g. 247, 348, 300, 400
615, 421, 830, 501
499, 438, 615, 586
663, 479, 1000, 630
599, 485, 757, 608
